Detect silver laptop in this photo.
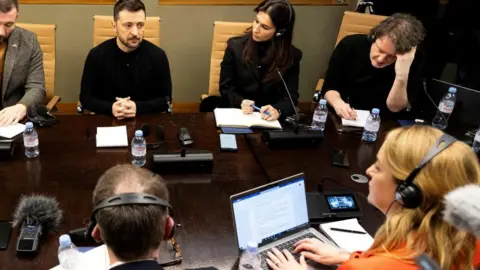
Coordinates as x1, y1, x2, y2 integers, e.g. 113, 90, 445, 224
230, 173, 333, 269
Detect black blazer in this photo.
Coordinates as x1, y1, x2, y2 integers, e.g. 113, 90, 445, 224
219, 35, 302, 117
110, 260, 164, 270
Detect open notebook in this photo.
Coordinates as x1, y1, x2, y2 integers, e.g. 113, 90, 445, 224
214, 108, 282, 129
319, 218, 374, 253
341, 110, 370, 128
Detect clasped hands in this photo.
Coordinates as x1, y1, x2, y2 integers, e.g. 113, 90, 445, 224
241, 99, 279, 121
265, 238, 350, 270
112, 97, 136, 120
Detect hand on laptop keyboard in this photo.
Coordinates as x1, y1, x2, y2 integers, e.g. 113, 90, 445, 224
259, 233, 317, 269
293, 238, 351, 266
264, 247, 307, 270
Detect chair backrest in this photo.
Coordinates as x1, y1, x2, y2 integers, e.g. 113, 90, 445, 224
208, 21, 251, 97
93, 15, 161, 47
335, 11, 387, 46
16, 23, 56, 102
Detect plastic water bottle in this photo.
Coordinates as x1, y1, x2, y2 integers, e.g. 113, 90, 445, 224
23, 122, 39, 158
362, 108, 381, 142
432, 87, 457, 130
58, 234, 80, 270
472, 128, 480, 154
312, 99, 328, 131
239, 241, 261, 270
131, 130, 146, 166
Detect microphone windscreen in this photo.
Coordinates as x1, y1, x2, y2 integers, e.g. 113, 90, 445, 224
443, 184, 480, 238
156, 125, 165, 143
13, 195, 63, 232
36, 105, 49, 117
140, 124, 151, 137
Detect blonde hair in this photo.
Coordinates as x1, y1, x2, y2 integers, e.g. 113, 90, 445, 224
368, 125, 480, 269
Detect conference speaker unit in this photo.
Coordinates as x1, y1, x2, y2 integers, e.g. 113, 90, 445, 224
0, 140, 15, 159
152, 150, 213, 174
261, 130, 323, 149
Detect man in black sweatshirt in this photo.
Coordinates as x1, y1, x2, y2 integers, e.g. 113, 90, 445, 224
80, 0, 172, 119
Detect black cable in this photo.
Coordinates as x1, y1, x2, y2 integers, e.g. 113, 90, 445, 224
384, 200, 398, 217
243, 134, 271, 183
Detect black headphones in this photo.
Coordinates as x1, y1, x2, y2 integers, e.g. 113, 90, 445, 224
395, 133, 457, 209
85, 192, 175, 242
276, 0, 293, 37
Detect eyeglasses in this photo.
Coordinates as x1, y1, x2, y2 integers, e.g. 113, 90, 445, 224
159, 237, 183, 267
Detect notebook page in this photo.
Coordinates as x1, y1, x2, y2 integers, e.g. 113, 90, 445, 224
96, 126, 128, 148
214, 108, 248, 128
319, 218, 374, 253
246, 112, 282, 129
341, 110, 370, 128
0, 123, 25, 139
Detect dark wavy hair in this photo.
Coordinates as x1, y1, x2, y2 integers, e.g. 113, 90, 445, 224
370, 13, 426, 54
242, 0, 295, 83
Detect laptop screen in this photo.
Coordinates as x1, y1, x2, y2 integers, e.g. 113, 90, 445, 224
231, 174, 308, 250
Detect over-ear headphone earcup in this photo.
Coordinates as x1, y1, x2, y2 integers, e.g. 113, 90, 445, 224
276, 29, 285, 37
396, 182, 423, 209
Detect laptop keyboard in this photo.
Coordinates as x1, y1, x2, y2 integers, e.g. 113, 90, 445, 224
259, 232, 318, 269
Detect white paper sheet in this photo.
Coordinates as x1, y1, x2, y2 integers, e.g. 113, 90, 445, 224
96, 126, 128, 148
341, 110, 370, 128
0, 123, 25, 139
319, 218, 374, 253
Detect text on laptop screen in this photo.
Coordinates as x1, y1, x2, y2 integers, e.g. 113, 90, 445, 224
232, 177, 308, 250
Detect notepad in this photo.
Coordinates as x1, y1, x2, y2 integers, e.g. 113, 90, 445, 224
214, 108, 282, 129
0, 123, 25, 139
341, 110, 370, 128
319, 218, 374, 253
96, 126, 128, 148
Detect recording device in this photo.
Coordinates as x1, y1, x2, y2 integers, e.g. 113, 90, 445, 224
332, 149, 349, 168
261, 69, 323, 149
152, 149, 213, 174
0, 139, 15, 158
307, 191, 362, 222
13, 195, 63, 253
0, 221, 12, 250
220, 134, 237, 152
443, 184, 480, 238
28, 105, 56, 127
179, 127, 194, 147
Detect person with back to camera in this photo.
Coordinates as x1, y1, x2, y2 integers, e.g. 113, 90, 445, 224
220, 0, 302, 122
266, 125, 480, 270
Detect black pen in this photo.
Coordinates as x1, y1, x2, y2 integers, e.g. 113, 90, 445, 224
330, 227, 367, 234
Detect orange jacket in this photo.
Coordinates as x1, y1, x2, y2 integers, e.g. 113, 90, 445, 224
338, 241, 480, 270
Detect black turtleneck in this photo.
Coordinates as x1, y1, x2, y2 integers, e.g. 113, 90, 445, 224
80, 38, 172, 116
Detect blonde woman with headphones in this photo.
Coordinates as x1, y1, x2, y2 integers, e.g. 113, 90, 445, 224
267, 125, 480, 270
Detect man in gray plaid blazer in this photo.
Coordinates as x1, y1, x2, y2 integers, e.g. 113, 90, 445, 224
0, 0, 45, 126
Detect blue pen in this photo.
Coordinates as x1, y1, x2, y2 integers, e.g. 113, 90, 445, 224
250, 104, 271, 116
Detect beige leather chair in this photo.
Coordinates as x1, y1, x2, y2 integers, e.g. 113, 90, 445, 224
201, 21, 251, 100
93, 15, 161, 47
17, 23, 60, 110
315, 11, 387, 91
78, 15, 161, 114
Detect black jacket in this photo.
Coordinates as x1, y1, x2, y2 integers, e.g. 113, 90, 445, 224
219, 35, 302, 117
110, 260, 164, 270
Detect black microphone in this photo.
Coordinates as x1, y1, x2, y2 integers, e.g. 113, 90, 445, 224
260, 70, 323, 149
13, 195, 63, 253
276, 68, 300, 132
422, 80, 448, 125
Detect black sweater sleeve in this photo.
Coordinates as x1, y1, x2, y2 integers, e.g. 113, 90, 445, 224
80, 49, 114, 115
321, 38, 350, 99
135, 49, 172, 114
220, 42, 244, 108
272, 51, 302, 116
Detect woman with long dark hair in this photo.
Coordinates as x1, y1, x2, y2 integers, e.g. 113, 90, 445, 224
220, 0, 302, 121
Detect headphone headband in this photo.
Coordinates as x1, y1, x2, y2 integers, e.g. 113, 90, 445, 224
93, 192, 172, 214
404, 133, 457, 185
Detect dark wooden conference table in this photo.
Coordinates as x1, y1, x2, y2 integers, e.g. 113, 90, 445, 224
0, 113, 391, 270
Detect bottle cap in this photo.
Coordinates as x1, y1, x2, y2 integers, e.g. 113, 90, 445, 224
59, 234, 71, 246
246, 241, 258, 253
135, 130, 143, 137
25, 122, 33, 128
372, 108, 380, 114
319, 99, 327, 105
448, 87, 457, 94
